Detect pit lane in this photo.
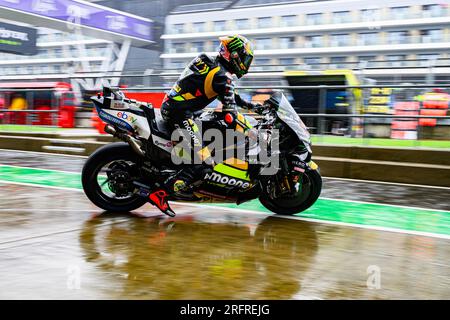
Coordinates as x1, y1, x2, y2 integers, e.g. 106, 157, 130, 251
0, 149, 449, 299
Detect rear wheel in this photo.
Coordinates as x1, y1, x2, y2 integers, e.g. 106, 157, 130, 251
82, 142, 147, 212
259, 169, 322, 215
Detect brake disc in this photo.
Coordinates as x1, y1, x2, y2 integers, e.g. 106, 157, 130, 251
106, 161, 134, 197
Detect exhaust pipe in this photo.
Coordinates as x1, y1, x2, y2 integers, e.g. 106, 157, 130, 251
104, 124, 145, 157
125, 135, 145, 157
104, 124, 116, 135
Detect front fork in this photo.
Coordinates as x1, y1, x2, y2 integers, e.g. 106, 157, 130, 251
274, 160, 319, 197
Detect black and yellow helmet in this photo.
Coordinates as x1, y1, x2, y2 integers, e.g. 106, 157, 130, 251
218, 35, 254, 78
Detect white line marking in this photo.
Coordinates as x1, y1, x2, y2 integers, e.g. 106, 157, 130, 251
1, 179, 449, 240
42, 146, 86, 153
324, 176, 450, 190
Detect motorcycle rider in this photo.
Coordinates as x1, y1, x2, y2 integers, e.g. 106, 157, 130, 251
148, 35, 264, 216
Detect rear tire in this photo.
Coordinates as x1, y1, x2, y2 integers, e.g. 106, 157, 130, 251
82, 142, 147, 212
259, 169, 322, 215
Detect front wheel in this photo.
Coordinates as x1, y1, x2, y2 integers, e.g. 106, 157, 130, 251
259, 169, 322, 215
82, 142, 148, 212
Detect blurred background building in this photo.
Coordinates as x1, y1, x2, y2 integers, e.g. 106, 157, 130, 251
0, 0, 227, 82
0, 0, 449, 138
0, 0, 449, 85
161, 0, 450, 84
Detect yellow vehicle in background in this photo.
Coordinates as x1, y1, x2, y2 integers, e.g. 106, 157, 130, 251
283, 69, 363, 135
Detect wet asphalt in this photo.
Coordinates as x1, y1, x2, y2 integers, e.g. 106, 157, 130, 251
0, 149, 449, 299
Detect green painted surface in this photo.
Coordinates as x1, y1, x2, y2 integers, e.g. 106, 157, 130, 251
212, 200, 450, 236
0, 165, 82, 189
0, 165, 449, 236
311, 135, 450, 149
0, 125, 64, 133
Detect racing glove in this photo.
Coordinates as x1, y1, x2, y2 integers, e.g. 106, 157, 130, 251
250, 103, 265, 115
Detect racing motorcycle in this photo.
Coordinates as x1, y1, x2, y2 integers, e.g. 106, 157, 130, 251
82, 87, 322, 215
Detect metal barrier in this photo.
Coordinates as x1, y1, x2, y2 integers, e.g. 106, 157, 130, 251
0, 82, 448, 147
0, 109, 59, 126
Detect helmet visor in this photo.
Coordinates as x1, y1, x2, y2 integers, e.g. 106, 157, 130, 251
242, 54, 253, 71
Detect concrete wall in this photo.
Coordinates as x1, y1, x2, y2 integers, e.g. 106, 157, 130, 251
0, 135, 449, 187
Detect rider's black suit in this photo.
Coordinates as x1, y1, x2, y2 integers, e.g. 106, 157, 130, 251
161, 53, 256, 149
160, 53, 258, 190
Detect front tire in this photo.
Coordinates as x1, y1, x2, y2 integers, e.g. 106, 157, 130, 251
259, 169, 322, 215
82, 142, 147, 212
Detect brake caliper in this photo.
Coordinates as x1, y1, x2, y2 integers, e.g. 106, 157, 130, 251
106, 161, 134, 197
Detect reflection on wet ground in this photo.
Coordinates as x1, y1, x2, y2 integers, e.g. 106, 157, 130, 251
0, 184, 449, 299
0, 150, 85, 173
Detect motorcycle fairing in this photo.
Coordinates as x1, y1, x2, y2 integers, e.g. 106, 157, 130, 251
213, 162, 250, 182
193, 190, 238, 203
308, 160, 319, 171
151, 135, 173, 153
202, 159, 252, 193
92, 96, 151, 139
269, 92, 312, 153
96, 107, 134, 132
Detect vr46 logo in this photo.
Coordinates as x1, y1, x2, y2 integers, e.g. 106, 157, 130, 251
117, 112, 137, 124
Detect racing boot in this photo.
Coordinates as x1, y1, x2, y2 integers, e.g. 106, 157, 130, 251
148, 189, 176, 217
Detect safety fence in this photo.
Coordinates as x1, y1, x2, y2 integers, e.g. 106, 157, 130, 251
0, 83, 449, 146
0, 109, 59, 127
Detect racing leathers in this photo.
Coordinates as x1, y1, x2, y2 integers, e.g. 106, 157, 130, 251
161, 52, 257, 137
148, 54, 259, 215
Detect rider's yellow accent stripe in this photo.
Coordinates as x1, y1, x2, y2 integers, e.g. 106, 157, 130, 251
173, 95, 185, 101
236, 125, 244, 133
182, 92, 196, 100
236, 112, 252, 130
204, 66, 220, 99
198, 65, 210, 75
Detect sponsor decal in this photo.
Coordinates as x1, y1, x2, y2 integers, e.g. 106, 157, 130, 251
110, 100, 128, 110
97, 108, 133, 131
183, 120, 201, 145
153, 138, 173, 149
117, 111, 137, 124
32, 0, 57, 12
0, 21, 37, 55
106, 15, 128, 31
0, 0, 153, 42
205, 172, 250, 189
